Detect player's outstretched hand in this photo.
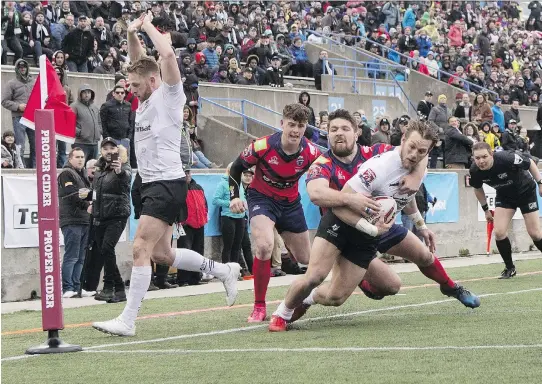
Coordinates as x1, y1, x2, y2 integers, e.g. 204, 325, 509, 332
347, 193, 381, 218
128, 13, 145, 34
230, 198, 245, 214
484, 210, 494, 223
419, 228, 437, 253
375, 214, 394, 236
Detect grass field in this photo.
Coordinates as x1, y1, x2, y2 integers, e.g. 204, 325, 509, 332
2, 259, 542, 384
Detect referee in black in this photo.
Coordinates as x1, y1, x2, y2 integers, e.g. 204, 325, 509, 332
469, 142, 542, 278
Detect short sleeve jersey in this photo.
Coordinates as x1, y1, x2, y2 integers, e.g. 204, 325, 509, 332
134, 81, 187, 184
306, 143, 394, 191
469, 151, 533, 197
346, 149, 420, 210
240, 132, 321, 202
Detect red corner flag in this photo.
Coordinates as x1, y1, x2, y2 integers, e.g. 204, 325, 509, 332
20, 56, 76, 143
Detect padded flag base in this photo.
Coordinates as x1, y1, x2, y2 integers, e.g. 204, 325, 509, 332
25, 330, 82, 355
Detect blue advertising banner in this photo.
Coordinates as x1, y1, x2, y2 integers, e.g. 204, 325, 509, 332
129, 172, 459, 241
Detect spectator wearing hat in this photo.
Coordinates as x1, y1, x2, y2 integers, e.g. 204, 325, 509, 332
275, 34, 294, 72
429, 95, 450, 129
372, 117, 392, 145
211, 64, 231, 83
492, 98, 505, 132
205, 15, 220, 39
479, 122, 501, 150
381, 1, 400, 28
237, 67, 256, 85
202, 36, 219, 71
504, 99, 521, 128
417, 91, 434, 120
248, 32, 273, 69
321, 7, 338, 30
510, 78, 529, 106
246, 54, 266, 85
390, 116, 410, 146
30, 10, 54, 61
100, 85, 133, 154
62, 15, 94, 72
501, 119, 520, 151
289, 36, 312, 77
416, 30, 432, 58
264, 54, 285, 87
93, 52, 116, 75
1, 59, 36, 168
425, 51, 439, 78
192, 52, 210, 82
402, 3, 417, 30
84, 139, 131, 303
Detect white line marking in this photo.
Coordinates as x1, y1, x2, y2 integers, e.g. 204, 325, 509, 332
3, 287, 541, 362
83, 344, 542, 355
1, 355, 41, 362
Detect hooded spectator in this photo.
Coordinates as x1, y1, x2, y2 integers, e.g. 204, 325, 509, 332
372, 117, 391, 144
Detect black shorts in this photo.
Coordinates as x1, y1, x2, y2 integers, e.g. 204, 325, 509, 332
315, 210, 378, 269
140, 178, 187, 225
496, 183, 539, 214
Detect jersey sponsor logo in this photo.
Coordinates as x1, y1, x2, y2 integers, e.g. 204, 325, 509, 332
308, 165, 322, 179
252, 205, 260, 211
268, 156, 279, 165
514, 154, 523, 165
337, 170, 345, 180
327, 224, 340, 237
254, 138, 268, 152
296, 155, 304, 166
497, 173, 508, 179
529, 202, 538, 210
360, 168, 376, 187
242, 144, 252, 159
308, 142, 317, 156
262, 174, 293, 189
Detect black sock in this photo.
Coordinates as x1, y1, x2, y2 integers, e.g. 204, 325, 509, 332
496, 237, 515, 269
533, 238, 542, 253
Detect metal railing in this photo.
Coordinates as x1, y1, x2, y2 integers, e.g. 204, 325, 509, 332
325, 57, 407, 82
198, 97, 327, 150
306, 30, 498, 97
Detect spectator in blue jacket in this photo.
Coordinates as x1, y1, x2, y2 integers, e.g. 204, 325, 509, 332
492, 98, 505, 132
212, 163, 247, 265
202, 37, 219, 72
289, 37, 312, 77
402, 4, 417, 30
416, 30, 432, 57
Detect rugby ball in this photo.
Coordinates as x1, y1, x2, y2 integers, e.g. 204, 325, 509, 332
367, 196, 397, 225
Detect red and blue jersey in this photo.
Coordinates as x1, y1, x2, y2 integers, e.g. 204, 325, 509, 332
306, 143, 394, 191
240, 132, 321, 202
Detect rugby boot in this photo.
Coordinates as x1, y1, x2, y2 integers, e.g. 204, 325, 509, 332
359, 280, 384, 300
440, 283, 481, 309
499, 267, 516, 279
247, 305, 267, 323
268, 315, 288, 332
289, 303, 311, 323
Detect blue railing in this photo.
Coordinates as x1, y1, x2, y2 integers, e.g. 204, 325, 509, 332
325, 58, 407, 82
306, 29, 498, 97
198, 97, 327, 150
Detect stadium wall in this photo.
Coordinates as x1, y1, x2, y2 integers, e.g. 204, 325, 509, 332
1, 168, 538, 303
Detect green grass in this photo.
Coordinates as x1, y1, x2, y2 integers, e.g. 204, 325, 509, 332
2, 260, 542, 384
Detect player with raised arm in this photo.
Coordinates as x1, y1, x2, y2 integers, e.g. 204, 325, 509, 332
470, 142, 542, 279
228, 104, 327, 322
269, 118, 481, 331
92, 14, 240, 337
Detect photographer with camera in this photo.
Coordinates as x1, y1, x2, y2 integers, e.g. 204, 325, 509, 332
84, 138, 132, 303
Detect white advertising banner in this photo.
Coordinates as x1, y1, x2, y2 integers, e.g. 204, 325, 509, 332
2, 176, 126, 248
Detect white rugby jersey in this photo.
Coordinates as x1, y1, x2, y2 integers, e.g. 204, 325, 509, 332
134, 81, 186, 183
346, 149, 421, 211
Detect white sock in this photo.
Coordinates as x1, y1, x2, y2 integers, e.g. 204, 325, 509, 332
303, 288, 317, 306
273, 301, 294, 321
119, 266, 151, 328
172, 248, 230, 280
